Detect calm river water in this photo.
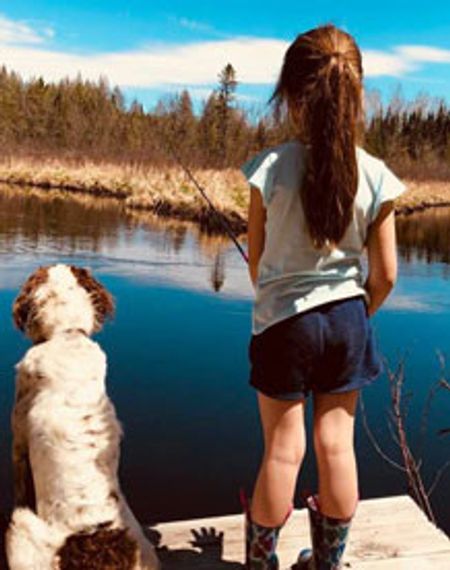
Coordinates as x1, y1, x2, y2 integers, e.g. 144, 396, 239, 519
0, 185, 449, 536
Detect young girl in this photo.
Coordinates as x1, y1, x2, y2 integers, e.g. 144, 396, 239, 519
240, 24, 406, 569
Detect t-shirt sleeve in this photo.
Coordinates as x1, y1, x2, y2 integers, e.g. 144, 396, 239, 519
370, 161, 407, 223
240, 148, 277, 207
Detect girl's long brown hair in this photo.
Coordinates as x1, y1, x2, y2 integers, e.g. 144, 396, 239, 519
269, 24, 364, 249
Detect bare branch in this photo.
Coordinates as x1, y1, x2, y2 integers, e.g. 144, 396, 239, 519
358, 393, 406, 472
427, 460, 450, 496
418, 378, 442, 460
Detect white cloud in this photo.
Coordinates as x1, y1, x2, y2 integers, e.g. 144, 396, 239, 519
0, 14, 448, 91
0, 37, 287, 86
167, 14, 230, 39
174, 17, 217, 34
396, 45, 450, 64
363, 50, 418, 76
0, 14, 52, 45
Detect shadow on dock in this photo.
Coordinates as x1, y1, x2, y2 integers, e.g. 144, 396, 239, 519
147, 526, 243, 569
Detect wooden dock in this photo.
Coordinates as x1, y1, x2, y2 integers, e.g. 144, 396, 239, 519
151, 495, 450, 569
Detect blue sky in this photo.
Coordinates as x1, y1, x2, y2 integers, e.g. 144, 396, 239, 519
0, 1, 449, 115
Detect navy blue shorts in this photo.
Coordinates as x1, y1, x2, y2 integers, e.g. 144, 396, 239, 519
248, 295, 383, 400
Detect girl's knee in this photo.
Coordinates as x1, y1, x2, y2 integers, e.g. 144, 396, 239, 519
313, 427, 354, 459
264, 442, 306, 468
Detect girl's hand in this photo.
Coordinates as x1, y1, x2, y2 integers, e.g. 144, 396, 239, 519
247, 185, 266, 288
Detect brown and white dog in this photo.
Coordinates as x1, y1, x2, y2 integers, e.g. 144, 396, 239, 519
6, 264, 160, 570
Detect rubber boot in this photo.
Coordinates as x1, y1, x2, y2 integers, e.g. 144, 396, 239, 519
240, 489, 293, 570
294, 490, 357, 570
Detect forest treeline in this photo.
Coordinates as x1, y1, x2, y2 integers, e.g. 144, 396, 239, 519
0, 63, 448, 180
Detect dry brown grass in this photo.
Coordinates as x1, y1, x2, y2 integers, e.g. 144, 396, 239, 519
0, 157, 247, 233
0, 157, 448, 233
395, 179, 450, 213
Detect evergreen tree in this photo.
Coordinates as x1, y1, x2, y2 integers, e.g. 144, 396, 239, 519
0, 63, 446, 179
216, 63, 238, 167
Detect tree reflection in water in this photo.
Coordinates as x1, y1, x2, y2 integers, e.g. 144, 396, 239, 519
396, 207, 450, 267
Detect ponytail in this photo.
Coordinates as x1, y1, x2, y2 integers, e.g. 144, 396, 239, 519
269, 24, 364, 249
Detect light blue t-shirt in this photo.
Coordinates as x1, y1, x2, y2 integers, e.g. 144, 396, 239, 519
241, 139, 407, 335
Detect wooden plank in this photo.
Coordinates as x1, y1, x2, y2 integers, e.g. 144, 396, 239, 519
346, 552, 450, 570
151, 495, 450, 569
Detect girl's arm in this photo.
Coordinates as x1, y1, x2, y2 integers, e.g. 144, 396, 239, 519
247, 185, 266, 288
364, 201, 398, 316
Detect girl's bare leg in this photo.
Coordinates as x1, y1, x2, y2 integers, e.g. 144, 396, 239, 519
251, 391, 307, 527
313, 389, 359, 518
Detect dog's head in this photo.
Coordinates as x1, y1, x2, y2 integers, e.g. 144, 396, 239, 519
12, 264, 115, 342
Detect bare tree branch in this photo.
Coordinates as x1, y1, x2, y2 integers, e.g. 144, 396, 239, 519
358, 392, 406, 472
427, 460, 450, 496
385, 359, 437, 524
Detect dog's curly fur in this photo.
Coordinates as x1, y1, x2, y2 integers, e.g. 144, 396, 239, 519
6, 264, 160, 570
57, 523, 138, 570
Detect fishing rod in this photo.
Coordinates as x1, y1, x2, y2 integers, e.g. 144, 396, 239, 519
154, 123, 249, 264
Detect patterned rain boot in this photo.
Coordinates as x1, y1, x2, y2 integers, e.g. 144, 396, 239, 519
240, 489, 293, 570
294, 490, 357, 570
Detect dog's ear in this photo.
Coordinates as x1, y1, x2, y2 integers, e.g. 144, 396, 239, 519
12, 267, 49, 332
69, 266, 115, 329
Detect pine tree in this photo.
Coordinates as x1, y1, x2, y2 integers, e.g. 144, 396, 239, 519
216, 63, 238, 167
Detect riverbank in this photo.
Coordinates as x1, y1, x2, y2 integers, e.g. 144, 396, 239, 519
0, 157, 448, 234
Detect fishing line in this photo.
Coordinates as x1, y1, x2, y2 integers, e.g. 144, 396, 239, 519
154, 123, 249, 264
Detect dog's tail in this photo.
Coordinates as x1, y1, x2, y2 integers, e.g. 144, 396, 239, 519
6, 508, 65, 570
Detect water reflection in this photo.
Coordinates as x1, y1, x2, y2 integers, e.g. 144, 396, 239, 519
396, 207, 450, 268
4, 183, 450, 260
0, 184, 124, 253
0, 184, 231, 257
1, 184, 450, 320
0, 184, 250, 297
211, 252, 226, 292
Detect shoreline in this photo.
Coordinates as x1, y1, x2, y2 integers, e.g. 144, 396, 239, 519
0, 158, 249, 235
395, 201, 450, 215
0, 158, 449, 235
0, 176, 248, 235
